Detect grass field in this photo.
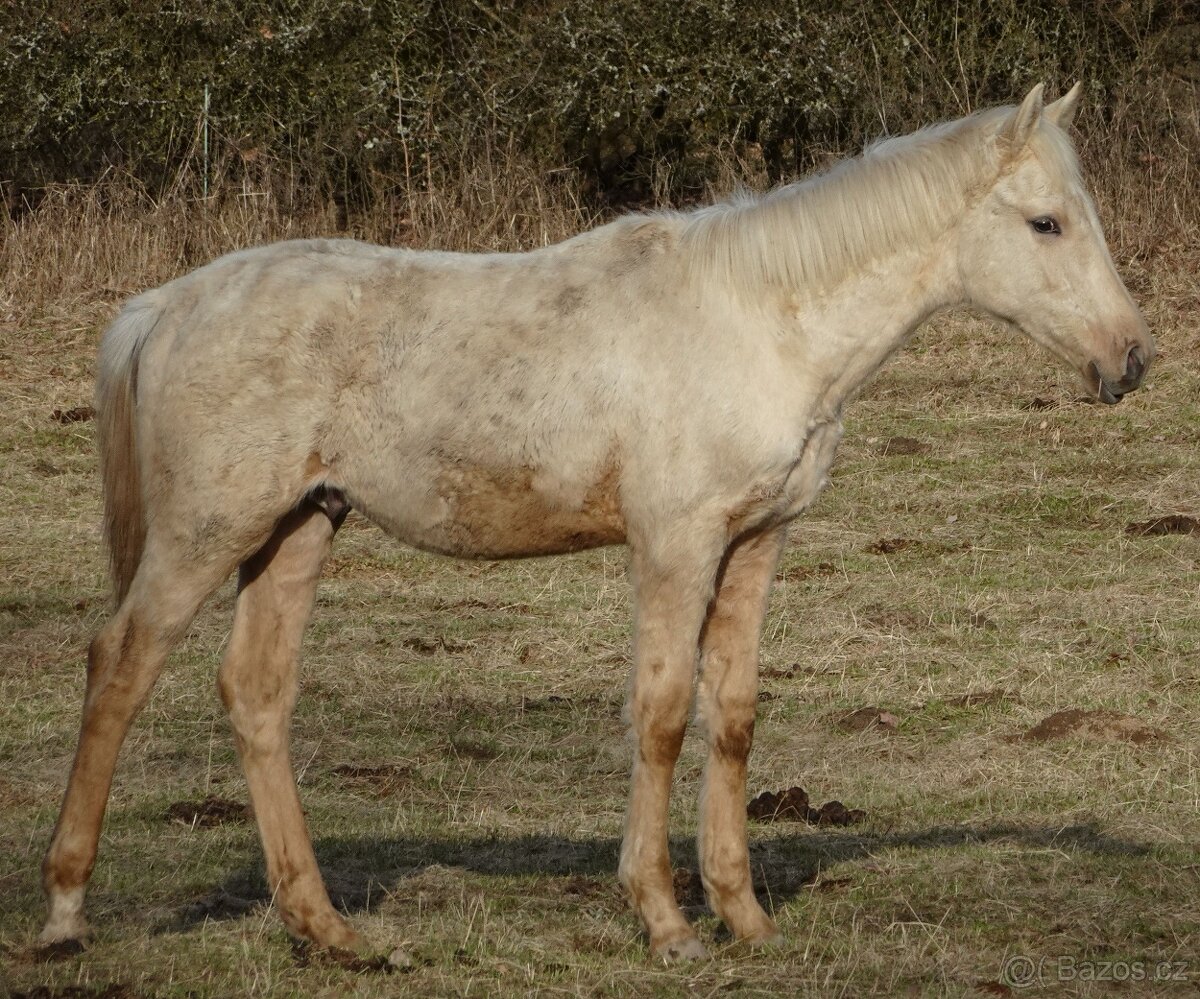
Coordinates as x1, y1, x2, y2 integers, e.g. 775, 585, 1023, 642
1, 171, 1198, 997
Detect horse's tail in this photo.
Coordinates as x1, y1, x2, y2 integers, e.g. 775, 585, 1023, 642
95, 294, 161, 604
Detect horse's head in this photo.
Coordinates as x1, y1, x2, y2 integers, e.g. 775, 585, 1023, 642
957, 83, 1154, 403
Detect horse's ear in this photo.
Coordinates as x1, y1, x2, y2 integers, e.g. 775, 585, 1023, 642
999, 83, 1045, 157
1045, 81, 1083, 129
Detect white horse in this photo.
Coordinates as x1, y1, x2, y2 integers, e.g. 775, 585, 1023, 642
42, 83, 1152, 961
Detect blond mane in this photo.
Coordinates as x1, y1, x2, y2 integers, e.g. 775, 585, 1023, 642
679, 107, 1083, 297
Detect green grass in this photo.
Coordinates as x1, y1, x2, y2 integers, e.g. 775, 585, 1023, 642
2, 285, 1199, 997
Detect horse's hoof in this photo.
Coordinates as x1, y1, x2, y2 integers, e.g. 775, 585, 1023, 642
654, 934, 709, 963
287, 910, 364, 955
37, 912, 91, 953
742, 929, 785, 950
326, 926, 365, 954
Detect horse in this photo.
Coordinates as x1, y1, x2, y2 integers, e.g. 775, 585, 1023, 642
40, 83, 1153, 962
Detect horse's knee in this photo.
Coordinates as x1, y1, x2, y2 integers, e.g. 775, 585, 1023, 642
628, 677, 692, 765
218, 658, 292, 754
703, 696, 757, 763
641, 715, 687, 766
80, 616, 166, 717
714, 716, 755, 764
215, 664, 243, 715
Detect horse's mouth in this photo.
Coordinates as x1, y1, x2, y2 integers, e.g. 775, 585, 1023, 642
1086, 341, 1152, 405
1087, 361, 1127, 405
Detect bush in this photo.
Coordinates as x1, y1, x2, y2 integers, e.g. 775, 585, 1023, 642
2, 0, 1196, 203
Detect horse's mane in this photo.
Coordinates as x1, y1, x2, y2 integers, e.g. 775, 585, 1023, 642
678, 106, 1082, 298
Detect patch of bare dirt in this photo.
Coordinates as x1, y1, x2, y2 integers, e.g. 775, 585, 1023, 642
1126, 515, 1199, 536
402, 635, 469, 655
1017, 709, 1164, 745
776, 560, 835, 582
32, 458, 65, 476
835, 707, 901, 733
866, 538, 971, 557
877, 436, 930, 456
945, 689, 1018, 708
747, 786, 867, 826
761, 662, 839, 680
429, 597, 533, 614
1022, 397, 1058, 411
521, 694, 575, 712
560, 874, 621, 904
164, 795, 250, 827
50, 405, 94, 423
430, 596, 495, 611
863, 606, 926, 630
331, 763, 412, 797
291, 941, 412, 974
866, 537, 919, 555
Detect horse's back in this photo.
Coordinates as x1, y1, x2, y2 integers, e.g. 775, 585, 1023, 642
117, 226, 692, 560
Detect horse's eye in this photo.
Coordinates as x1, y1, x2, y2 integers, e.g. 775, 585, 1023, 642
1030, 216, 1061, 235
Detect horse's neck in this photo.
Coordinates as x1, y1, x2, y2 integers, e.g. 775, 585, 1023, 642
784, 232, 965, 415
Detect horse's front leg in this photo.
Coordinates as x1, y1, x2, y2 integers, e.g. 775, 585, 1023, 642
696, 526, 786, 945
619, 535, 724, 962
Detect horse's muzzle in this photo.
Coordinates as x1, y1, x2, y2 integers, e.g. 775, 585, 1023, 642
1089, 343, 1152, 404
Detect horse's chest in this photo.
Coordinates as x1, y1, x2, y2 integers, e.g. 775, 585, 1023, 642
730, 419, 844, 534
420, 462, 626, 559
781, 419, 843, 514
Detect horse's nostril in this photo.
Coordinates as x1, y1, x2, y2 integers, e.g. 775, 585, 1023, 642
1125, 345, 1145, 384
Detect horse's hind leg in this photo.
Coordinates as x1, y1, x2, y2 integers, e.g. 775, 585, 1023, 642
41, 544, 232, 945
216, 499, 356, 950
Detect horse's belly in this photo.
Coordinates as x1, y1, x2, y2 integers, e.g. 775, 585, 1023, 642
386, 462, 626, 559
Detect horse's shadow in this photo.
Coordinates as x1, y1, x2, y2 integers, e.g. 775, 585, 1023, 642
161, 820, 1150, 934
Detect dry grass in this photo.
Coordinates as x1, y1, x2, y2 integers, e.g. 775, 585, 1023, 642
1, 135, 1199, 997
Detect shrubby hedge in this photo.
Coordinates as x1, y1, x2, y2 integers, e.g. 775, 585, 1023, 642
2, 0, 1196, 201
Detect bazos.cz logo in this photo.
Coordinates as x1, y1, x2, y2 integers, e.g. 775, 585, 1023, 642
1001, 954, 1191, 988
